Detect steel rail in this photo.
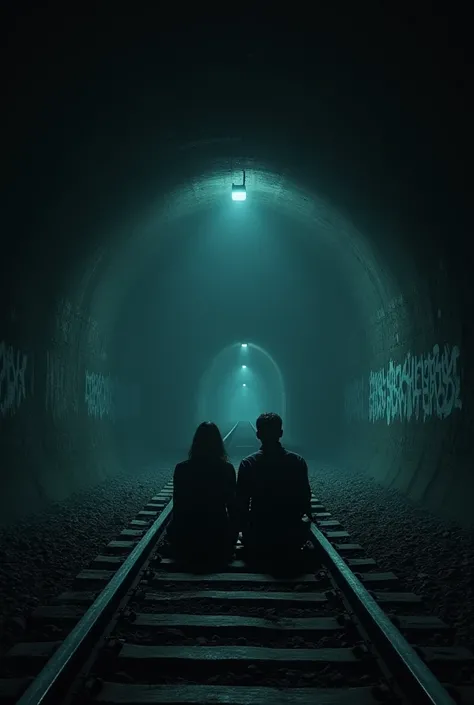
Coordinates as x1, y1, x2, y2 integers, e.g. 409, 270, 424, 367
224, 421, 240, 443
17, 502, 172, 705
18, 421, 240, 705
310, 523, 457, 705
20, 422, 453, 705
248, 422, 455, 704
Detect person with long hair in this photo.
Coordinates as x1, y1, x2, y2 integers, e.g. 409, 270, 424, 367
164, 422, 237, 565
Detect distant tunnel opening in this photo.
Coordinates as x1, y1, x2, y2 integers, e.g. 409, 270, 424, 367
197, 342, 286, 434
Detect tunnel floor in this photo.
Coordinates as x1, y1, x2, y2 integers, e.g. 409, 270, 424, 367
0, 455, 473, 657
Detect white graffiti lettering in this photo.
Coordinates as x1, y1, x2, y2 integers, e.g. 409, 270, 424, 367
0, 341, 28, 416
369, 344, 462, 424
84, 371, 140, 420
85, 371, 116, 419
370, 294, 404, 325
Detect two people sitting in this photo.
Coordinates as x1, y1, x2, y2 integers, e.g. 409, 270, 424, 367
164, 412, 313, 567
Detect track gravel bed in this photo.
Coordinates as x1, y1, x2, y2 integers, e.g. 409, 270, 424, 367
70, 485, 470, 703
0, 466, 173, 647
0, 482, 472, 702
2, 438, 474, 704
308, 463, 474, 650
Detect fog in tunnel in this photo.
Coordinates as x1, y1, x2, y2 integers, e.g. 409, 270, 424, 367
1, 8, 473, 530
197, 343, 286, 431
111, 204, 359, 462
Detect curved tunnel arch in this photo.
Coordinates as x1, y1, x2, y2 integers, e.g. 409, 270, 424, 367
86, 159, 400, 469
84, 159, 410, 465
44, 155, 464, 523
1, 15, 471, 527
86, 163, 398, 346
197, 341, 287, 434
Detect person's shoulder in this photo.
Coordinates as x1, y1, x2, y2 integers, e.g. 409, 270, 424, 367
284, 449, 307, 465
174, 459, 189, 472
240, 450, 262, 466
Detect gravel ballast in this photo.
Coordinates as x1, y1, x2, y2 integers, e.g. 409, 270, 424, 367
0, 465, 173, 637
308, 462, 474, 651
1, 457, 473, 664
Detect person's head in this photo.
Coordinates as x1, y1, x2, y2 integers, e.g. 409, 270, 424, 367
256, 412, 283, 445
189, 422, 228, 462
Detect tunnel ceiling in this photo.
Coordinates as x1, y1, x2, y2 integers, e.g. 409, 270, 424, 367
2, 7, 469, 406
2, 8, 471, 380
4, 8, 471, 298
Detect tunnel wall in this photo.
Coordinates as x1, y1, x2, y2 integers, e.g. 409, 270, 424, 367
2, 124, 471, 528
3, 10, 472, 533
342, 253, 472, 525
0, 251, 141, 526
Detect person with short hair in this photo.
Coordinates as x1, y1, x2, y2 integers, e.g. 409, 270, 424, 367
236, 413, 312, 564
165, 422, 237, 565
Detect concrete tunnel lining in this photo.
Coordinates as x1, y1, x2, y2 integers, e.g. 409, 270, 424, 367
84, 160, 393, 450
1, 15, 471, 529
88, 163, 395, 335
1, 145, 467, 525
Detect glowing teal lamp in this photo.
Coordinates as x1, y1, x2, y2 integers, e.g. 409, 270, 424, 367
232, 170, 246, 201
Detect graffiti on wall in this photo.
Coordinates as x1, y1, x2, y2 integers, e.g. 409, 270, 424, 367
0, 341, 30, 416
54, 299, 107, 360
45, 351, 79, 420
84, 370, 140, 420
0, 340, 139, 421
345, 343, 462, 425
369, 344, 462, 424
85, 371, 116, 419
370, 294, 404, 325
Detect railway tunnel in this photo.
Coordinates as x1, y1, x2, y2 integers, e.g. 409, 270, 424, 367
0, 9, 472, 541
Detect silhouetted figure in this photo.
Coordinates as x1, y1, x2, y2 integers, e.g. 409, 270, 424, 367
236, 413, 312, 567
165, 422, 237, 567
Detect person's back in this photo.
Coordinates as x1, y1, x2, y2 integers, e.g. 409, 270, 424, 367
236, 413, 312, 561
172, 456, 236, 545
166, 422, 237, 564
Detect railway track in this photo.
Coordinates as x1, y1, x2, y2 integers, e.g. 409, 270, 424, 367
0, 422, 473, 705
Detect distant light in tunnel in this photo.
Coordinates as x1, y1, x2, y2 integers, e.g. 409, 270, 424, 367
241, 365, 247, 369
242, 383, 246, 387
241, 343, 248, 348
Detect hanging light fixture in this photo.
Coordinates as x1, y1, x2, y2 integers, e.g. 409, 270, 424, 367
232, 169, 246, 201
